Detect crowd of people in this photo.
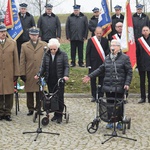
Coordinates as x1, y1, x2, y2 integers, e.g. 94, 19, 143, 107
0, 2, 150, 129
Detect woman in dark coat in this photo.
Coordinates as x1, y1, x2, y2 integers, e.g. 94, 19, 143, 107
35, 38, 69, 123
83, 39, 132, 130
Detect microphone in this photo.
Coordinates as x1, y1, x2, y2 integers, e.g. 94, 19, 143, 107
111, 48, 115, 54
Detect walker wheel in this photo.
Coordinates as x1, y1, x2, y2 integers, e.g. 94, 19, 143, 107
127, 118, 131, 129
87, 119, 99, 134
33, 112, 37, 123
122, 123, 126, 134
41, 117, 49, 126
65, 112, 69, 123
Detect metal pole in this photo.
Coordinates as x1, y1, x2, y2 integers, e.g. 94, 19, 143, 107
74, 0, 76, 5
110, 0, 112, 13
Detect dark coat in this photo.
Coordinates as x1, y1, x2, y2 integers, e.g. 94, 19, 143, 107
37, 13, 61, 41
17, 12, 35, 42
88, 16, 98, 37
0, 38, 20, 94
66, 12, 88, 41
20, 40, 47, 92
111, 14, 124, 36
132, 13, 150, 41
88, 52, 132, 93
136, 35, 150, 71
86, 37, 110, 71
39, 49, 69, 83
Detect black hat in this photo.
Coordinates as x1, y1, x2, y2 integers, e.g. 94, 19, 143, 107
73, 5, 81, 10
45, 4, 53, 9
135, 4, 144, 9
114, 5, 122, 10
19, 3, 28, 8
29, 27, 39, 35
0, 24, 7, 32
92, 7, 99, 13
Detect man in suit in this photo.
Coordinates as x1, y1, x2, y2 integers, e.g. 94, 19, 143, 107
86, 27, 109, 102
136, 26, 150, 103
20, 27, 47, 115
17, 3, 35, 59
0, 24, 20, 121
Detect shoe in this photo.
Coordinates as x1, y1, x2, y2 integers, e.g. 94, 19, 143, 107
57, 117, 62, 124
79, 64, 85, 67
106, 123, 113, 129
5, 115, 12, 121
27, 111, 34, 116
138, 99, 146, 103
91, 97, 96, 102
116, 122, 123, 130
70, 63, 75, 67
51, 116, 58, 121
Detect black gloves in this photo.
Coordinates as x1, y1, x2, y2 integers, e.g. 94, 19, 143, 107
20, 75, 26, 82
13, 76, 18, 82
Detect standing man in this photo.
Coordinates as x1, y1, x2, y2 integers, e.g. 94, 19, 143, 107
111, 22, 123, 41
66, 4, 88, 67
20, 27, 47, 115
0, 24, 20, 121
88, 7, 100, 37
17, 3, 35, 59
110, 5, 124, 38
132, 4, 149, 42
86, 27, 109, 102
37, 4, 61, 43
136, 26, 150, 103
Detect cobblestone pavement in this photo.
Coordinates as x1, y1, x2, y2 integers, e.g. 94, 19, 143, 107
0, 95, 150, 150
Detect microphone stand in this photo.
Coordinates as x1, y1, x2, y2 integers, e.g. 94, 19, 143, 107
101, 52, 137, 144
23, 76, 60, 141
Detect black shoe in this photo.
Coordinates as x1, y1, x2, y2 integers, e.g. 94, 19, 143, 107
5, 115, 12, 121
138, 99, 146, 103
51, 116, 58, 121
0, 116, 4, 120
27, 111, 34, 116
79, 64, 85, 67
57, 117, 62, 124
70, 63, 75, 67
91, 97, 96, 102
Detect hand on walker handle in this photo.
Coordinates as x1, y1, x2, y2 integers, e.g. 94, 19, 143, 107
34, 75, 39, 80
124, 85, 129, 91
63, 76, 69, 81
82, 75, 90, 83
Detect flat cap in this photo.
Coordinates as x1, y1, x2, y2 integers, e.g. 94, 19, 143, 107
92, 7, 99, 12
29, 27, 39, 35
0, 23, 7, 32
19, 3, 28, 8
114, 5, 122, 10
136, 4, 144, 9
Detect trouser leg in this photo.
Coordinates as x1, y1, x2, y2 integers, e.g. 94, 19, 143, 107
27, 92, 34, 111
77, 41, 84, 65
4, 94, 13, 116
147, 71, 150, 102
70, 41, 77, 65
0, 95, 5, 116
139, 71, 146, 100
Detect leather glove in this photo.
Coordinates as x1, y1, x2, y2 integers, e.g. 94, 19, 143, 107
13, 76, 18, 82
20, 75, 26, 82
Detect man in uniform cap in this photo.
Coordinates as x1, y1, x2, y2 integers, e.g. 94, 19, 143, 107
20, 27, 47, 116
37, 4, 61, 43
0, 23, 20, 121
88, 7, 100, 37
132, 4, 149, 41
66, 4, 88, 67
109, 5, 124, 40
17, 3, 35, 60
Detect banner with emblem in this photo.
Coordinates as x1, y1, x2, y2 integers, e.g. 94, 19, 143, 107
4, 0, 23, 40
121, 1, 136, 69
98, 0, 112, 37
4, 0, 13, 28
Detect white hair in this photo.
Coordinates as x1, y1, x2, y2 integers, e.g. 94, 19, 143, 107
47, 38, 60, 48
111, 39, 121, 47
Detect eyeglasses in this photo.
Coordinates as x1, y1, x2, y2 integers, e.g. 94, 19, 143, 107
110, 45, 120, 47
116, 26, 122, 28
50, 49, 57, 51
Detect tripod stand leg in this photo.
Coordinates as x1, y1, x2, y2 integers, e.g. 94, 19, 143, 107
101, 136, 114, 144
117, 135, 137, 141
